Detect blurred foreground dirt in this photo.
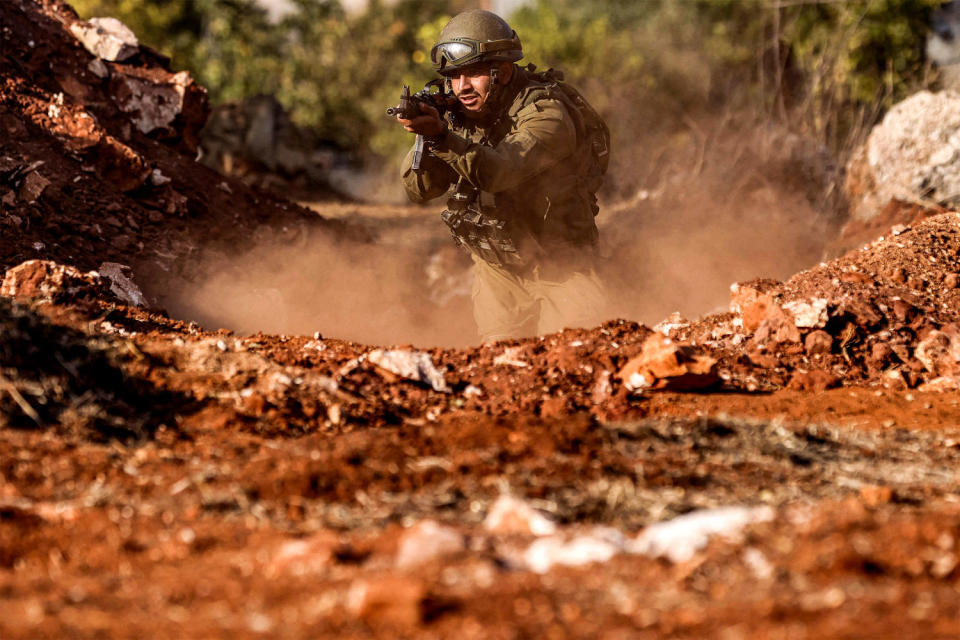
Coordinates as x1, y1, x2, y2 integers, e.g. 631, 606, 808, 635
4, 2, 960, 639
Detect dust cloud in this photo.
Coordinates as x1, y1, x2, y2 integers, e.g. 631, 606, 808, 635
160, 120, 839, 347
598, 120, 840, 326
159, 212, 478, 348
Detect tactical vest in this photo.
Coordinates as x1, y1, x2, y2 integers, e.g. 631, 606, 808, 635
441, 66, 610, 270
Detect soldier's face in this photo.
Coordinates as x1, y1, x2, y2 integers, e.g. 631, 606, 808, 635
448, 63, 498, 118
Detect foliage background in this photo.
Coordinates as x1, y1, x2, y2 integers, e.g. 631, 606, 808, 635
69, 0, 944, 196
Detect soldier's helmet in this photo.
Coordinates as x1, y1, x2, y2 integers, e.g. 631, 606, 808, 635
431, 10, 523, 76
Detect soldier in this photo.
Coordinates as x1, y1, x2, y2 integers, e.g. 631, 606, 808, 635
396, 9, 610, 342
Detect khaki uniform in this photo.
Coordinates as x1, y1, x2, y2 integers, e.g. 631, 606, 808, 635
402, 66, 608, 341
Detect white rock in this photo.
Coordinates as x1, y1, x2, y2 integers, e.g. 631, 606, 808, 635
463, 384, 483, 398
493, 346, 529, 368
523, 527, 624, 574
366, 349, 448, 392
653, 311, 689, 336
629, 506, 775, 564
743, 546, 774, 580
783, 298, 829, 329
847, 90, 960, 220
149, 169, 171, 186
70, 17, 139, 62
395, 520, 463, 569
624, 371, 652, 392
483, 495, 557, 536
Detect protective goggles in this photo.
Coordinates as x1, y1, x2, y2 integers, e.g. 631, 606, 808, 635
430, 36, 521, 73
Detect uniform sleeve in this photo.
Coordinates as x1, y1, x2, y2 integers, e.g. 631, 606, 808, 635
429, 98, 577, 193
401, 142, 458, 203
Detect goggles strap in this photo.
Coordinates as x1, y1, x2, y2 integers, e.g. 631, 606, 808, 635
477, 38, 520, 54
433, 36, 520, 66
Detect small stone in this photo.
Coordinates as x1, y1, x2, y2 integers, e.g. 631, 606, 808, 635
946, 273, 960, 289
70, 18, 140, 62
539, 396, 567, 419
617, 333, 718, 392
786, 370, 838, 392
484, 495, 557, 536
800, 587, 847, 612
930, 553, 958, 579
347, 576, 426, 627
630, 506, 775, 564
97, 262, 147, 307
493, 346, 529, 368
523, 528, 624, 574
804, 330, 833, 355
463, 385, 483, 398
839, 271, 872, 285
859, 485, 893, 506
366, 349, 448, 393
868, 342, 894, 371
395, 520, 463, 569
783, 298, 829, 329
149, 168, 171, 186
69, 17, 139, 61
113, 71, 198, 137
87, 58, 110, 78
18, 171, 50, 204
267, 530, 339, 576
94, 135, 150, 191
883, 369, 909, 390
892, 299, 916, 323
590, 370, 612, 404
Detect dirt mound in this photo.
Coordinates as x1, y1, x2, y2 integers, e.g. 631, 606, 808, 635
0, 0, 349, 284
656, 209, 960, 393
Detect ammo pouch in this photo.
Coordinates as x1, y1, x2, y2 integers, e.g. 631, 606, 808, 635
441, 182, 525, 269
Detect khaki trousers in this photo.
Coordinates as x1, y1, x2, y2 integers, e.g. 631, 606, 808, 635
471, 254, 609, 342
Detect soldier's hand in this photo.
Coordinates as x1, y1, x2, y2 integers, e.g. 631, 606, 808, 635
397, 103, 445, 137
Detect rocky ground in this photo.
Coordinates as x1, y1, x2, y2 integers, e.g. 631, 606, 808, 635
4, 1, 960, 638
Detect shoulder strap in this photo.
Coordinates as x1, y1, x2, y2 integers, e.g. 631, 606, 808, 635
507, 67, 586, 141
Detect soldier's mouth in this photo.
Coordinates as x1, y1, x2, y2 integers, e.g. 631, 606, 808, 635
458, 93, 480, 108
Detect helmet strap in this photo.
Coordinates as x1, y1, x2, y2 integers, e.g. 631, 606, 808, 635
490, 66, 499, 86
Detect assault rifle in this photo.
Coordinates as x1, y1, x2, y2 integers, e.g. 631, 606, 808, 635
386, 79, 457, 170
